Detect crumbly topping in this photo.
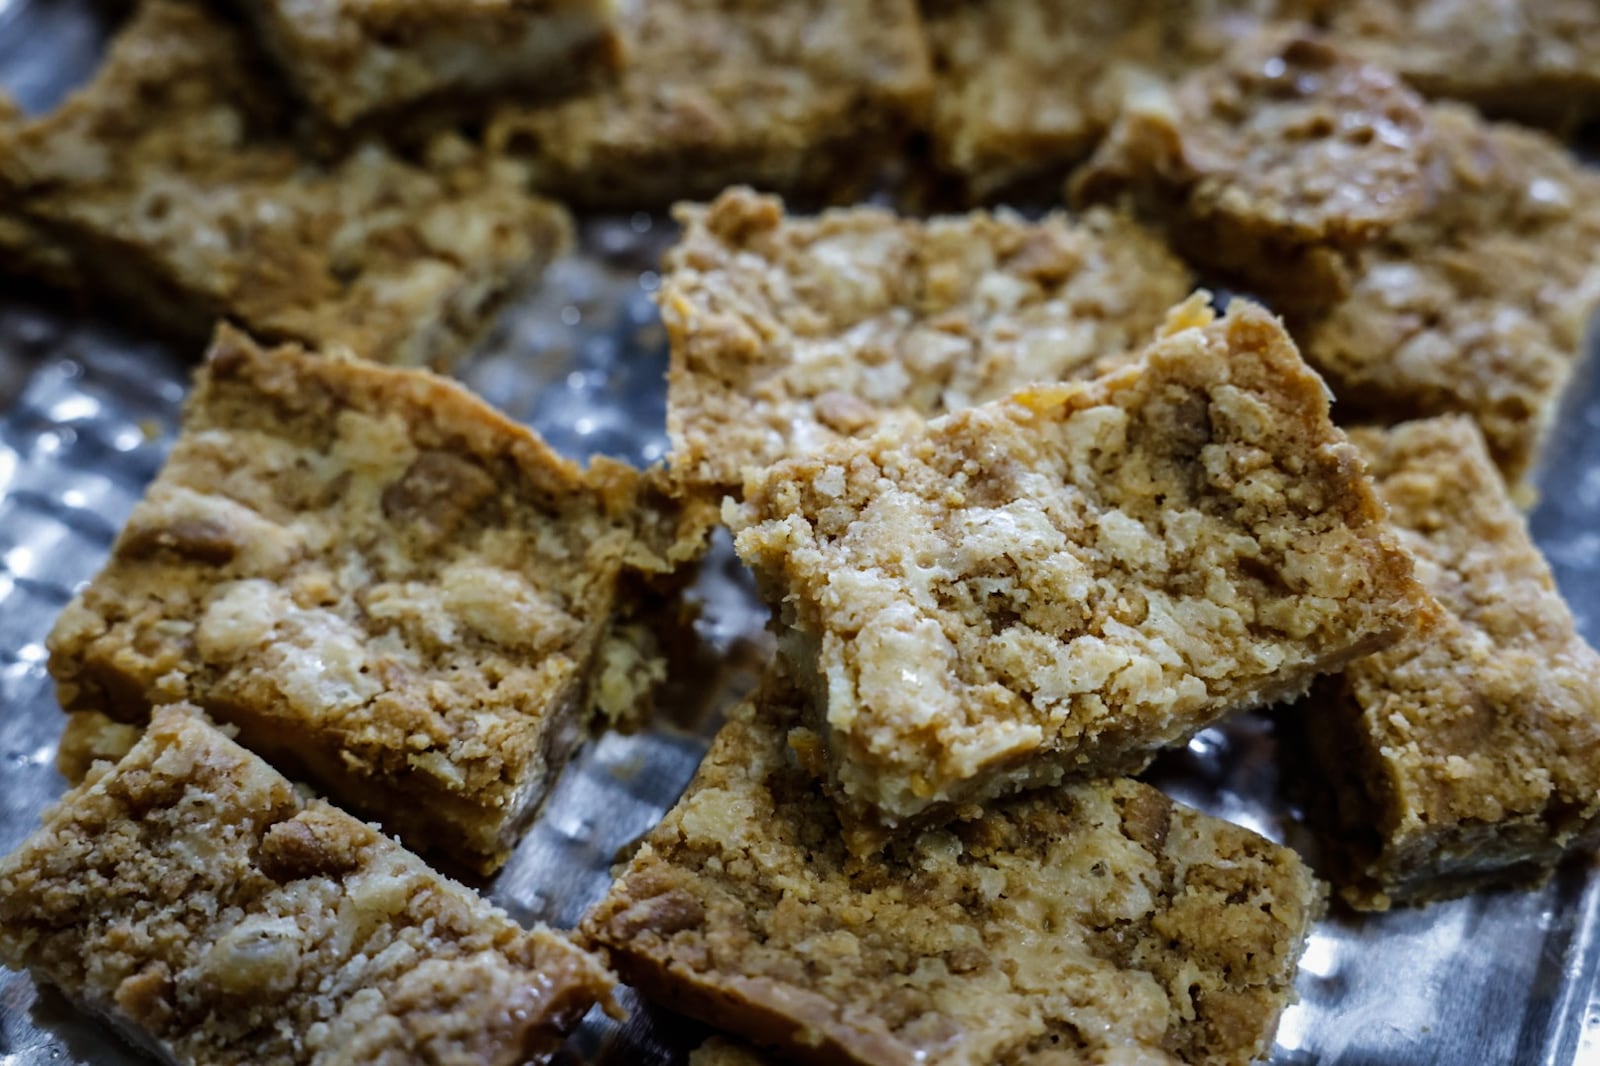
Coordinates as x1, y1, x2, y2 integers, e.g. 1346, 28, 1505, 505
238, 0, 620, 128
47, 327, 706, 872
1074, 30, 1430, 309
731, 298, 1429, 835
484, 0, 931, 208
0, 707, 613, 1066
582, 681, 1322, 1066
1305, 417, 1600, 908
663, 187, 1191, 494
1296, 103, 1600, 486
0, 0, 571, 368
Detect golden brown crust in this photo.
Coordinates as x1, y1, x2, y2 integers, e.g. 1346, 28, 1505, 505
582, 679, 1322, 1066
1294, 104, 1600, 486
663, 187, 1192, 495
1303, 417, 1600, 909
46, 326, 696, 872
0, 707, 614, 1066
730, 298, 1431, 837
0, 0, 571, 368
1073, 30, 1430, 310
484, 0, 932, 209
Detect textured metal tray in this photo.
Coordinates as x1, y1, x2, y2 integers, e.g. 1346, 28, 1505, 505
3, 3, 1600, 1063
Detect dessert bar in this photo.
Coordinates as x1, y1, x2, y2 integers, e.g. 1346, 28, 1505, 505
1073, 30, 1430, 311
234, 0, 622, 129
0, 0, 571, 368
47, 326, 708, 873
0, 707, 613, 1066
663, 186, 1190, 495
582, 678, 1322, 1066
1302, 417, 1600, 909
485, 0, 931, 208
730, 298, 1430, 839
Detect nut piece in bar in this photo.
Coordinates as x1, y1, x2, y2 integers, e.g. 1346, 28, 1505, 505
663, 186, 1191, 496
47, 326, 705, 873
1295, 104, 1600, 489
730, 297, 1431, 841
233, 0, 623, 129
0, 0, 571, 369
485, 0, 932, 209
922, 0, 1277, 200
1073, 30, 1431, 311
0, 706, 614, 1066
582, 678, 1323, 1066
1300, 417, 1600, 910
1303, 0, 1600, 127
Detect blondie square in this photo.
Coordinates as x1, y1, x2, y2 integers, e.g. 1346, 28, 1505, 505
484, 0, 931, 208
1073, 30, 1431, 311
582, 678, 1323, 1066
1295, 104, 1600, 488
234, 0, 622, 129
730, 298, 1430, 838
47, 326, 708, 873
1301, 417, 1600, 909
663, 186, 1191, 495
0, 707, 613, 1066
922, 0, 1277, 200
0, 0, 571, 368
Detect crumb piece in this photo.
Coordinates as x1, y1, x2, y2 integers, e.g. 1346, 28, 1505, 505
55, 711, 142, 783
730, 298, 1430, 839
1302, 417, 1600, 909
582, 679, 1323, 1066
0, 707, 613, 1066
663, 186, 1191, 495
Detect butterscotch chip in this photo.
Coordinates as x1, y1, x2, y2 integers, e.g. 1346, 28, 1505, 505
1073, 30, 1430, 310
1295, 104, 1600, 487
662, 186, 1191, 495
1302, 417, 1600, 910
485, 0, 931, 209
0, 707, 613, 1065
582, 680, 1323, 1066
46, 326, 709, 873
730, 298, 1430, 839
0, 0, 571, 368
922, 0, 1277, 200
234, 0, 622, 129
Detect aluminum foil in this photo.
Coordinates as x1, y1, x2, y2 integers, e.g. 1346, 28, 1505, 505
3, 2, 1600, 1062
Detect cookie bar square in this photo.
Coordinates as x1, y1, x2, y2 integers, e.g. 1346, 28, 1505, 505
730, 298, 1430, 838
1072, 30, 1431, 311
0, 706, 613, 1066
46, 326, 705, 873
1293, 103, 1600, 488
582, 679, 1322, 1066
484, 0, 932, 208
662, 187, 1191, 495
234, 0, 622, 129
1302, 417, 1600, 909
0, 0, 571, 368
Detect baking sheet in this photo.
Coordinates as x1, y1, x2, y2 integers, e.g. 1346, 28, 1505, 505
4, 2, 1600, 1062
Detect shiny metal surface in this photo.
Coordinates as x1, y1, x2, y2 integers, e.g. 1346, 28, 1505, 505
3, 4, 1600, 1063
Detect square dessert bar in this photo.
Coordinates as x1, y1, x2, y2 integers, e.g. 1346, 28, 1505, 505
921, 0, 1277, 200
0, 0, 571, 369
484, 0, 932, 208
663, 186, 1191, 495
0, 707, 614, 1066
730, 297, 1430, 840
582, 679, 1323, 1066
234, 0, 622, 129
1073, 30, 1431, 312
1302, 417, 1600, 909
47, 326, 708, 873
1293, 103, 1600, 489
